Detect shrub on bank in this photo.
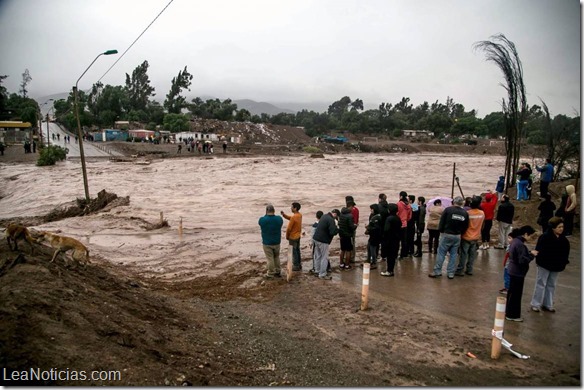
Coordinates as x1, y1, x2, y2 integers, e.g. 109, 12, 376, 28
303, 146, 322, 154
37, 145, 68, 166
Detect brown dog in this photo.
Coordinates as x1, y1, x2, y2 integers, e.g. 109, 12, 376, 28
37, 231, 90, 265
5, 223, 36, 254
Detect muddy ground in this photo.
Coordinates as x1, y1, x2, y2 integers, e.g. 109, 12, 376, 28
0, 138, 580, 386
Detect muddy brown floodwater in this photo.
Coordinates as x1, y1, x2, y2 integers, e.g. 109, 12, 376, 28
0, 152, 580, 386
1, 153, 506, 280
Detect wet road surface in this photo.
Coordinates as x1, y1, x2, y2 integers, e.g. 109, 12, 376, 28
41, 121, 122, 158
333, 242, 580, 367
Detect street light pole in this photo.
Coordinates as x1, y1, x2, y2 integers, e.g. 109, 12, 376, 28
40, 99, 53, 146
74, 49, 118, 202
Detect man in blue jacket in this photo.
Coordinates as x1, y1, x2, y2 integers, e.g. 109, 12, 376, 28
536, 159, 554, 199
259, 204, 284, 278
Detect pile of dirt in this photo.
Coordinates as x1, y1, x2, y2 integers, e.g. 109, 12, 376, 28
0, 190, 129, 229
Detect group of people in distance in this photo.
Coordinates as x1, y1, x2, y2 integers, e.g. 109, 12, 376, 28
258, 161, 576, 321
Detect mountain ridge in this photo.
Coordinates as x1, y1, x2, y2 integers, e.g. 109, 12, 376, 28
35, 92, 328, 117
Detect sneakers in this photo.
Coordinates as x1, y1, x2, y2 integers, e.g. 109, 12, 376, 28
380, 271, 394, 277
454, 272, 465, 277
319, 275, 332, 280
505, 317, 524, 322
447, 274, 455, 279
370, 264, 378, 270
465, 271, 473, 276
292, 266, 302, 271
531, 306, 541, 312
343, 265, 353, 270
428, 273, 442, 278
479, 244, 485, 250
498, 288, 508, 295
542, 306, 556, 313
413, 252, 422, 257
494, 244, 505, 250
339, 264, 346, 269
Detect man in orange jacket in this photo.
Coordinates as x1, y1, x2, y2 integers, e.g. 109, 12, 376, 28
282, 202, 303, 271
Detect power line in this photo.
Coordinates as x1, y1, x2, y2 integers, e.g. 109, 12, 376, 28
97, 0, 175, 84
50, 0, 174, 125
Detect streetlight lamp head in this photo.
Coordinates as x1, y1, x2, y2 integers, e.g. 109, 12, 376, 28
103, 49, 118, 55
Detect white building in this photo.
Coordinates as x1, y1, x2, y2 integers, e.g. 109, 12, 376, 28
403, 129, 435, 137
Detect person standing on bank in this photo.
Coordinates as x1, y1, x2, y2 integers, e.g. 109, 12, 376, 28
530, 217, 570, 313
313, 209, 340, 280
345, 196, 359, 263
281, 202, 303, 271
258, 204, 284, 278
413, 196, 426, 257
505, 225, 538, 322
516, 163, 531, 201
428, 196, 469, 279
535, 158, 554, 199
537, 194, 556, 233
338, 206, 357, 270
495, 195, 515, 249
426, 199, 444, 254
562, 185, 578, 237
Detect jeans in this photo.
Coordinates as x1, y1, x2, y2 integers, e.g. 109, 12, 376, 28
504, 267, 510, 289
289, 238, 301, 268
263, 244, 281, 276
457, 239, 478, 274
433, 233, 461, 276
367, 242, 379, 264
517, 179, 529, 201
498, 222, 512, 247
530, 266, 559, 309
313, 241, 330, 277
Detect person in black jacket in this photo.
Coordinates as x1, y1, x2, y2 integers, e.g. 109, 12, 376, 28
365, 204, 383, 268
537, 194, 556, 233
313, 209, 340, 279
530, 217, 570, 313
428, 196, 469, 279
413, 196, 426, 257
380, 203, 401, 277
338, 207, 356, 270
505, 225, 538, 321
495, 195, 515, 249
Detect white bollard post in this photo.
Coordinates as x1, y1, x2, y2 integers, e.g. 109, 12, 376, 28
491, 296, 506, 359
361, 263, 371, 310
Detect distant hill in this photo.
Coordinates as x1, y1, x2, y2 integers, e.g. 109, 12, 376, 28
232, 99, 295, 116
35, 92, 322, 117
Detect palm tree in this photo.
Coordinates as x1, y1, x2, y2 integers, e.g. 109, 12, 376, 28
474, 34, 527, 192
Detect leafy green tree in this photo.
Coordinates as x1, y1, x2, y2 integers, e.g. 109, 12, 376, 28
147, 101, 165, 125
235, 108, 251, 122
163, 113, 190, 132
482, 112, 505, 138
164, 66, 193, 114
125, 60, 155, 112
95, 85, 127, 126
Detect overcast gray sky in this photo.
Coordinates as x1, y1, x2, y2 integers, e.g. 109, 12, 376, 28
0, 0, 580, 117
